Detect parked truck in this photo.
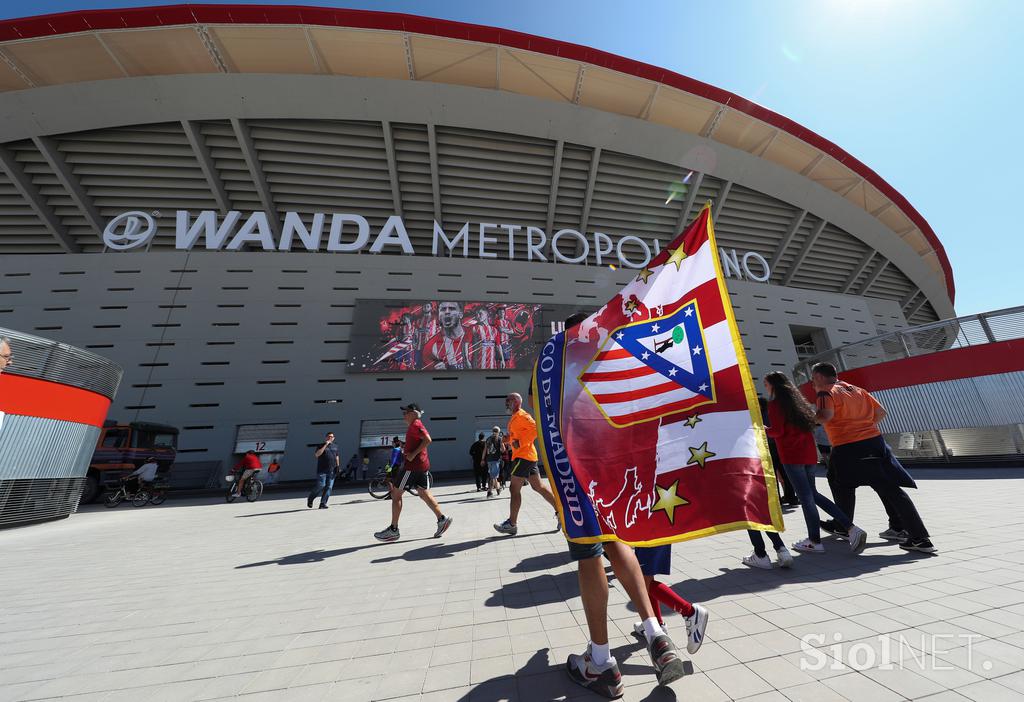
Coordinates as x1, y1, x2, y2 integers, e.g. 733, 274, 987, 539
82, 421, 179, 503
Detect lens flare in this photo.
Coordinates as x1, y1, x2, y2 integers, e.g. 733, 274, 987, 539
665, 171, 695, 205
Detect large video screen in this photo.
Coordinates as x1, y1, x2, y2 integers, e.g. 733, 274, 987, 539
349, 300, 544, 372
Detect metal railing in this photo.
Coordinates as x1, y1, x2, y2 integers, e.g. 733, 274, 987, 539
0, 326, 123, 399
793, 305, 1024, 384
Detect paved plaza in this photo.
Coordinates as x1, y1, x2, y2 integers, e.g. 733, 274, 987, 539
3, 470, 1024, 702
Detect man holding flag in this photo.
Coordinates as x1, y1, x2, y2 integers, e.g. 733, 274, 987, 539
535, 203, 784, 696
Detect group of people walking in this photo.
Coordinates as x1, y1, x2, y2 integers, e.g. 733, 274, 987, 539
469, 427, 511, 497
303, 306, 935, 699
745, 363, 934, 573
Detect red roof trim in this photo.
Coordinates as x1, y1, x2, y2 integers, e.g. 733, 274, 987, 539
0, 3, 953, 302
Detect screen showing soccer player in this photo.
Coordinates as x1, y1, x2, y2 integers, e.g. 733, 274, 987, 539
349, 300, 543, 372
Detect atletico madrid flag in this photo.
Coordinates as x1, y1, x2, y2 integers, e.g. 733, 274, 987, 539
534, 203, 784, 546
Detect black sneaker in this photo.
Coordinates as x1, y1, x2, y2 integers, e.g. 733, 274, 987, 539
319, 504, 328, 509
647, 633, 686, 686
900, 538, 936, 554
820, 520, 848, 539
566, 645, 623, 699
307, 496, 314, 509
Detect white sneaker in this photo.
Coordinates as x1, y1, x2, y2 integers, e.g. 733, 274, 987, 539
684, 603, 709, 654
847, 525, 868, 554
775, 546, 795, 567
742, 552, 773, 569
791, 539, 824, 554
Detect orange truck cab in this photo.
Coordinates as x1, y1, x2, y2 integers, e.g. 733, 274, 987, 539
83, 421, 179, 503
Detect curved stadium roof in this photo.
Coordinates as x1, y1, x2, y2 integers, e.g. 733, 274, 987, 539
0, 4, 953, 322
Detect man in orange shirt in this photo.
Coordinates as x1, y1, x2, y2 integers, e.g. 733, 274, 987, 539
494, 392, 558, 536
812, 362, 934, 553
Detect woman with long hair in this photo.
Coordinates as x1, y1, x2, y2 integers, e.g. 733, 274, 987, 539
761, 371, 867, 555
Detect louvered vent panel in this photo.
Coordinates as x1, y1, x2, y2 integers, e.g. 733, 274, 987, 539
586, 149, 681, 264
552, 143, 592, 236
200, 120, 260, 216
683, 174, 722, 226
908, 301, 940, 325
849, 255, 881, 293
436, 126, 553, 259
0, 164, 58, 252
864, 262, 917, 300
789, 224, 870, 291
392, 123, 434, 251
58, 123, 214, 249
249, 119, 394, 241
713, 183, 794, 256
771, 216, 817, 284
10, 140, 97, 252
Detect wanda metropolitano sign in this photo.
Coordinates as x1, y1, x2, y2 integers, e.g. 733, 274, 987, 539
101, 209, 772, 281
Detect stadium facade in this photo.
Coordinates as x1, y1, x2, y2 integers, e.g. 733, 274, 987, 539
0, 6, 956, 484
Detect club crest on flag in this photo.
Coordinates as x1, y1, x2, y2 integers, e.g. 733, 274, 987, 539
579, 300, 715, 428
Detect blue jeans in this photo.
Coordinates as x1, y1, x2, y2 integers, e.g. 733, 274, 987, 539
308, 472, 335, 506
783, 463, 852, 542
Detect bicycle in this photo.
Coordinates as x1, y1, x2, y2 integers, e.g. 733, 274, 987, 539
368, 468, 431, 499
226, 471, 263, 503
104, 478, 155, 508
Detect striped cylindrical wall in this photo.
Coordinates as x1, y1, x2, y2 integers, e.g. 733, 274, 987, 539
0, 328, 122, 527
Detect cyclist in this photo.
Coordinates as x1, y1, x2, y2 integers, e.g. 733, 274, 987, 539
231, 450, 262, 498
124, 456, 159, 494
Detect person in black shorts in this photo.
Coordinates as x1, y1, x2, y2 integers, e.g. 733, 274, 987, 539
493, 392, 558, 536
374, 403, 452, 542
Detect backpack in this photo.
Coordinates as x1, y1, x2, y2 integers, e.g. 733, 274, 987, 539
485, 435, 503, 461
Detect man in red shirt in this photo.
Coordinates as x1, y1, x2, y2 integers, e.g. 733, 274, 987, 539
374, 403, 453, 542
231, 450, 262, 498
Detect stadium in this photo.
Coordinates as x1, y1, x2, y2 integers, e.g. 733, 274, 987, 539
0, 5, 956, 488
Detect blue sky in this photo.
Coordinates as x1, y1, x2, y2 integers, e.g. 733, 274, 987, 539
3, 0, 1021, 316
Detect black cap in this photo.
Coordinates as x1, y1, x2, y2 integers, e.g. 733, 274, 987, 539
400, 402, 422, 414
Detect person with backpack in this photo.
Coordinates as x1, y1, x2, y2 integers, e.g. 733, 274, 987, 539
469, 432, 487, 491
484, 426, 504, 498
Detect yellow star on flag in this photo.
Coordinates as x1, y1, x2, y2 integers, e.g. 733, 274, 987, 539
651, 480, 689, 524
687, 441, 716, 468
635, 267, 654, 284
684, 414, 701, 429
665, 244, 688, 271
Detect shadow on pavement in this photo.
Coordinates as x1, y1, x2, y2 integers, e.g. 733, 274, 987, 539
370, 536, 503, 563
235, 538, 435, 568
449, 644, 690, 700
509, 552, 572, 573
667, 549, 924, 602
234, 509, 309, 518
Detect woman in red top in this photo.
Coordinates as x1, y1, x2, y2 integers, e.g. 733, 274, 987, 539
763, 372, 867, 555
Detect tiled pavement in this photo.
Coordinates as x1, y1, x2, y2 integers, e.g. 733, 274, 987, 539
2, 469, 1024, 702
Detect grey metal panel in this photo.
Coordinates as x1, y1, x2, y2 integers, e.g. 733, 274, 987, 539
875, 372, 1024, 434
0, 477, 87, 527
0, 415, 99, 480
0, 326, 123, 398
